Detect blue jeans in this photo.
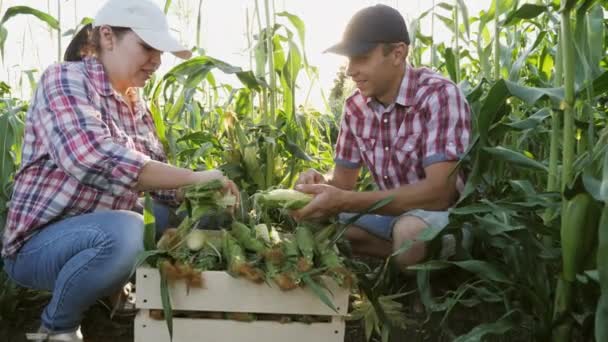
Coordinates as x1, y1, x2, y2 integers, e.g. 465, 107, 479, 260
2, 201, 172, 333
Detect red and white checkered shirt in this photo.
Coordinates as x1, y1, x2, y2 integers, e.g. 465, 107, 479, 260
335, 65, 471, 191
2, 57, 177, 257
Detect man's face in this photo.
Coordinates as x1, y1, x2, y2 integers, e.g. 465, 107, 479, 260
345, 43, 406, 102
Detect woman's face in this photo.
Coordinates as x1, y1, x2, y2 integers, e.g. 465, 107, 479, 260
98, 26, 162, 92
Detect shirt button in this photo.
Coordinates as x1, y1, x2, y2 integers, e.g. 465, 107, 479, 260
384, 176, 388, 180
405, 144, 412, 150
384, 146, 389, 151
383, 119, 388, 124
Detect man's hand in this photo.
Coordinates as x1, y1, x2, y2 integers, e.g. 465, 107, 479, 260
295, 168, 327, 186
291, 183, 347, 221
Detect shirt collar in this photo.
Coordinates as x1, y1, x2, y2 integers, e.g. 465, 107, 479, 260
365, 64, 417, 111
83, 56, 114, 97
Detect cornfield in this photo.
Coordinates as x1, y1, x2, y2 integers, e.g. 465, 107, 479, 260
1, 0, 607, 341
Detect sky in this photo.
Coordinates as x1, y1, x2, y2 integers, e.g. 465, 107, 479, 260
0, 0, 491, 108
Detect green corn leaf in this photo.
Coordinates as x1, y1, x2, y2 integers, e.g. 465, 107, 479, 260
160, 269, 173, 341
409, 260, 511, 284
163, 0, 172, 14
483, 146, 548, 172
330, 196, 394, 247
143, 193, 157, 251
0, 6, 59, 28
129, 250, 166, 279
300, 274, 337, 313
502, 4, 546, 26
456, 0, 470, 39
444, 47, 458, 82
453, 310, 517, 341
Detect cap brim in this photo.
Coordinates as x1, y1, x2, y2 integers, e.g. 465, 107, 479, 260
133, 28, 192, 59
323, 41, 377, 56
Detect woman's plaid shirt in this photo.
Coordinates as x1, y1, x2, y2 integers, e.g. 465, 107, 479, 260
2, 57, 177, 257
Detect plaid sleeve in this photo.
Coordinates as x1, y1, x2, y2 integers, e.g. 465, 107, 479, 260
422, 83, 471, 168
36, 64, 150, 196
138, 109, 180, 206
334, 110, 362, 169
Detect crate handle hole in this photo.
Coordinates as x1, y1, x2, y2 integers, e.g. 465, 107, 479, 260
143, 299, 148, 303
143, 274, 148, 278
334, 330, 339, 334
142, 324, 147, 328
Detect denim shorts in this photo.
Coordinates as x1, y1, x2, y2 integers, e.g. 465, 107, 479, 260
338, 209, 450, 241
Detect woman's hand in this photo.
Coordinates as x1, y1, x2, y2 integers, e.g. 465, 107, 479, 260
177, 169, 240, 211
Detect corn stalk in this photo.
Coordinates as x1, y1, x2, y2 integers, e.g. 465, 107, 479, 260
493, 1, 500, 79
552, 1, 577, 340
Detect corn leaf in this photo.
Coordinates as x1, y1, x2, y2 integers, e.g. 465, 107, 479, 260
502, 4, 546, 26
129, 250, 166, 278
160, 269, 173, 341
330, 196, 394, 246
163, 0, 172, 14
143, 193, 157, 251
301, 274, 337, 313
0, 6, 59, 28
482, 146, 548, 172
453, 310, 517, 342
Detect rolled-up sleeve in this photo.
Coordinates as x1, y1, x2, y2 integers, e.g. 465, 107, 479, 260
334, 111, 362, 169
36, 65, 150, 195
422, 84, 471, 168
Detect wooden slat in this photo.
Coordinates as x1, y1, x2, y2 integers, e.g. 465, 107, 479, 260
136, 267, 349, 316
134, 310, 345, 342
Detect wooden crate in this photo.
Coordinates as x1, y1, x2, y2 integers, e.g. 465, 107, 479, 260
134, 266, 350, 342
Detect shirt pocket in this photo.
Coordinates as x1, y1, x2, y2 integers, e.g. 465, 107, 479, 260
392, 133, 421, 178
355, 136, 376, 166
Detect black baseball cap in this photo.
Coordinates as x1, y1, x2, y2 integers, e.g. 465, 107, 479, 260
325, 4, 410, 56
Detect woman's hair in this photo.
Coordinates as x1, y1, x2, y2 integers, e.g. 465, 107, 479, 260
64, 24, 132, 62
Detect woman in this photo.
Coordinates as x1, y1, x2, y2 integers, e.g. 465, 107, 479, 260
1, 0, 237, 341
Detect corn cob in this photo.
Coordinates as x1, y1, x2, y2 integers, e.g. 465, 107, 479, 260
262, 225, 285, 265
295, 225, 315, 272
230, 221, 266, 254
186, 229, 207, 252
222, 230, 264, 283
561, 193, 597, 282
256, 189, 313, 210
320, 247, 354, 288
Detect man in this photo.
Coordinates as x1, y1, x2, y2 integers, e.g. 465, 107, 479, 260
292, 4, 471, 268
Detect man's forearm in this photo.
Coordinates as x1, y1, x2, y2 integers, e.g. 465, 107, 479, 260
337, 180, 454, 216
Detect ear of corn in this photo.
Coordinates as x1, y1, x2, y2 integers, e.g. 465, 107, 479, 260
561, 193, 597, 282
314, 223, 336, 252
256, 189, 313, 210
177, 179, 235, 226
254, 223, 271, 244
186, 229, 207, 252
295, 225, 315, 272
231, 221, 267, 254
595, 204, 608, 341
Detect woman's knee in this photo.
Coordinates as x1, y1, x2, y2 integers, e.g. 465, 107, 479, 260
96, 210, 144, 263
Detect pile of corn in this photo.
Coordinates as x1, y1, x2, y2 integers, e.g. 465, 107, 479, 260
153, 187, 353, 291
156, 221, 354, 291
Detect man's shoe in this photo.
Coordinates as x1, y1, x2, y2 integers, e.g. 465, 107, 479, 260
439, 226, 473, 260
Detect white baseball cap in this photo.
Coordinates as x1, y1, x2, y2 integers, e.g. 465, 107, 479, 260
93, 0, 192, 59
